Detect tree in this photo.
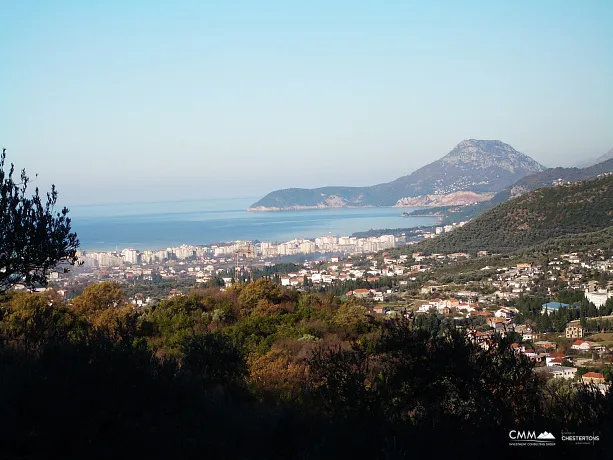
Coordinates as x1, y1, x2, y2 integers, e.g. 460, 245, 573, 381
71, 281, 125, 313
0, 149, 79, 292
248, 346, 308, 402
0, 290, 82, 349
179, 332, 246, 389
237, 278, 290, 311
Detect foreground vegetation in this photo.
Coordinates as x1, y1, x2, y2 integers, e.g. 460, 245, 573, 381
1, 280, 611, 458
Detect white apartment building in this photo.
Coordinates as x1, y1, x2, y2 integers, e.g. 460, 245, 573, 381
141, 250, 155, 264
300, 240, 316, 254
155, 250, 169, 262
122, 248, 138, 264
174, 245, 195, 259
378, 235, 396, 247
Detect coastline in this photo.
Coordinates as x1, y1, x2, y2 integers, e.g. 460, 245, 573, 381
76, 219, 440, 253
71, 200, 439, 252
249, 191, 495, 212
248, 204, 434, 212
248, 204, 381, 212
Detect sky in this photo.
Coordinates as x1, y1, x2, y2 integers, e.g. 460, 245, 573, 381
1, 0, 612, 206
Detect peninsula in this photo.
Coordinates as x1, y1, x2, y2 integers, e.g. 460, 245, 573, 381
249, 139, 545, 211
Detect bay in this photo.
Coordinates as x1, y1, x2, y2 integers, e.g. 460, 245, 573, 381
69, 198, 438, 251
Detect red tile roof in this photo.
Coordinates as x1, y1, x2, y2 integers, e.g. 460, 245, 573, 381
549, 351, 566, 358
583, 372, 604, 379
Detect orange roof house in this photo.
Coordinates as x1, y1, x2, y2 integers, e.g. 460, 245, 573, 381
582, 372, 606, 384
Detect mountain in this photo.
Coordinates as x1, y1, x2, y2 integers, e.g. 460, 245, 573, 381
416, 174, 613, 254
593, 148, 613, 165
497, 157, 613, 202
408, 157, 613, 225
249, 140, 546, 211
576, 147, 613, 168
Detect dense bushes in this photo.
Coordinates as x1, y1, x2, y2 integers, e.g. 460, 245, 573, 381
0, 282, 611, 458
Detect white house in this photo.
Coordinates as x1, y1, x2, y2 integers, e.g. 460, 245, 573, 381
418, 304, 436, 313
546, 356, 566, 367
551, 366, 577, 379
537, 366, 577, 380
494, 307, 516, 319
571, 340, 592, 351
513, 325, 535, 341
457, 302, 476, 312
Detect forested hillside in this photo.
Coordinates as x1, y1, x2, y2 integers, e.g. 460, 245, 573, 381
417, 174, 613, 254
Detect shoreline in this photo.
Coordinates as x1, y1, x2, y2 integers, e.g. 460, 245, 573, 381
249, 192, 495, 212
248, 204, 383, 212
73, 206, 440, 253
248, 204, 435, 212
76, 223, 440, 253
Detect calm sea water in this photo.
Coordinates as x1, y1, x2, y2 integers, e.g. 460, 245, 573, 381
69, 198, 438, 251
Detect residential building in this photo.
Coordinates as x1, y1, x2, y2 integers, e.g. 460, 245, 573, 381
122, 248, 139, 264
494, 307, 516, 319
513, 324, 535, 341
536, 366, 577, 380
565, 323, 584, 339
582, 372, 606, 384
348, 289, 370, 299
550, 366, 577, 379
571, 340, 592, 351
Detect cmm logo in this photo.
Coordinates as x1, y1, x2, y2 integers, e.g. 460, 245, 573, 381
509, 431, 556, 446
510, 431, 537, 440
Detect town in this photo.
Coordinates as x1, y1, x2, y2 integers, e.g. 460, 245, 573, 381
48, 220, 469, 285
37, 225, 613, 395
36, 219, 471, 299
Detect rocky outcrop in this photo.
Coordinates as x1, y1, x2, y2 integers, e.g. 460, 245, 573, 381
395, 191, 495, 207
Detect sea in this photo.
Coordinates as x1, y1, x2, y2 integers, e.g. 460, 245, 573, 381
69, 197, 439, 252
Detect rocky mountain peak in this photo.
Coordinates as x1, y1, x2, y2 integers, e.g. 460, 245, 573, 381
440, 139, 546, 174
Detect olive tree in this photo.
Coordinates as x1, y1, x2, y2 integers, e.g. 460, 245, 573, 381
0, 148, 79, 292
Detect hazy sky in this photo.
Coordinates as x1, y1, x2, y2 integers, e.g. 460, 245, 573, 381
1, 0, 612, 206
